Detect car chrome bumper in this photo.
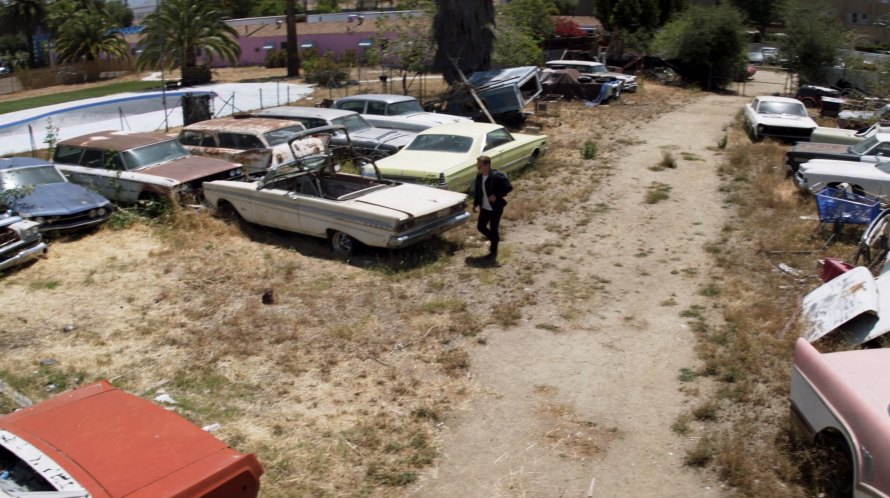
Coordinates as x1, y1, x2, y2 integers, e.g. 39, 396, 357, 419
388, 211, 471, 249
0, 240, 48, 271
40, 214, 112, 234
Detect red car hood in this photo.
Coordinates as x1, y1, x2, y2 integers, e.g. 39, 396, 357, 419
141, 156, 238, 183
0, 381, 260, 497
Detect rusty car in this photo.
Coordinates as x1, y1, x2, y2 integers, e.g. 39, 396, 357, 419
177, 117, 326, 176
0, 380, 263, 497
53, 131, 244, 205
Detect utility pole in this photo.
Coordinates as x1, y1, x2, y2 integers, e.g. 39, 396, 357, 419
286, 0, 300, 77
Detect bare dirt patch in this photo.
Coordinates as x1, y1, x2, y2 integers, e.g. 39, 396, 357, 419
0, 71, 784, 496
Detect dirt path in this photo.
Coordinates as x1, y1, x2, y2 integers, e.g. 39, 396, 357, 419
411, 88, 760, 497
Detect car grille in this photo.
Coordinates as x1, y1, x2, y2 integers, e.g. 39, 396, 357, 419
761, 125, 813, 140
0, 228, 18, 247
41, 211, 107, 230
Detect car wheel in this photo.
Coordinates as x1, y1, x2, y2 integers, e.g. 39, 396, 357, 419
801, 97, 817, 108
527, 150, 540, 168
811, 433, 854, 498
330, 231, 356, 257
215, 201, 242, 225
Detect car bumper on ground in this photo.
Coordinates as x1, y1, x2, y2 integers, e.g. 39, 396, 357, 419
387, 210, 471, 249
0, 239, 48, 271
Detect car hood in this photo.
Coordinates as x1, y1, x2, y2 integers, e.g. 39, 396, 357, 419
375, 150, 473, 176
10, 183, 110, 217
839, 109, 875, 120
355, 183, 466, 217
350, 128, 415, 148
799, 159, 875, 176
791, 142, 850, 155
141, 155, 238, 182
399, 112, 470, 125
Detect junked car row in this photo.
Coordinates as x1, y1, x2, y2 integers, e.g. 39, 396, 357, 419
745, 91, 890, 497
0, 97, 549, 271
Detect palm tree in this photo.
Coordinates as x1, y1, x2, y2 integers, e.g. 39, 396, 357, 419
135, 0, 240, 85
3, 0, 47, 68
53, 8, 130, 81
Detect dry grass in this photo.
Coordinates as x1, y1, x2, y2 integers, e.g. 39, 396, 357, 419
0, 76, 700, 497
680, 120, 890, 497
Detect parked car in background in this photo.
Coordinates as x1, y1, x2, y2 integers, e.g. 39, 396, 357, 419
248, 106, 416, 159
790, 338, 890, 497
838, 103, 890, 129
794, 84, 841, 108
203, 126, 470, 256
53, 131, 244, 204
331, 94, 470, 132
744, 96, 817, 142
178, 117, 316, 175
785, 133, 890, 174
0, 380, 263, 497
795, 158, 890, 197
809, 123, 890, 146
0, 212, 45, 272
0, 157, 112, 234
747, 50, 765, 65
366, 122, 548, 192
544, 60, 638, 92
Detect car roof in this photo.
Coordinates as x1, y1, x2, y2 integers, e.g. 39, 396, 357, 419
545, 60, 604, 67
417, 122, 504, 136
335, 94, 416, 104
251, 106, 356, 120
58, 130, 172, 150
182, 117, 306, 134
0, 157, 52, 171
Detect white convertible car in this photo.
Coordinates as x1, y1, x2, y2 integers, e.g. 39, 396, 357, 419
202, 126, 470, 256
744, 95, 817, 143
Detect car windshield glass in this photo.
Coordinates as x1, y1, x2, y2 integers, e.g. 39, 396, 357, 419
759, 101, 806, 117
387, 100, 424, 115
120, 140, 189, 169
851, 136, 879, 155
332, 114, 372, 132
0, 165, 65, 189
406, 134, 472, 153
264, 125, 307, 146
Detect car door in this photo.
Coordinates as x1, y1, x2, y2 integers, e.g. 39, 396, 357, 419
251, 176, 304, 232
483, 128, 524, 173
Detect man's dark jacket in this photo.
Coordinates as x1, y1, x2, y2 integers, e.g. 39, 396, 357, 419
473, 169, 513, 211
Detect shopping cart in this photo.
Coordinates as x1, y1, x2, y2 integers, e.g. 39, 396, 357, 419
814, 185, 882, 247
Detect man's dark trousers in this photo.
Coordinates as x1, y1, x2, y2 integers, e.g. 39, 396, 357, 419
477, 206, 502, 257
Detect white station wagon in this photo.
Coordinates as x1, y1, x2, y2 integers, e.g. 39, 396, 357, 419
202, 126, 470, 256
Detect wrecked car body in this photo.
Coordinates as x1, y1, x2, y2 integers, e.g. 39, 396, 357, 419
202, 126, 470, 256
440, 66, 543, 124
178, 117, 324, 176
0, 213, 46, 272
801, 265, 890, 344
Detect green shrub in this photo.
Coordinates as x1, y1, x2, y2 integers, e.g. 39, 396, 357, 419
581, 140, 597, 160
302, 51, 349, 88
264, 49, 287, 68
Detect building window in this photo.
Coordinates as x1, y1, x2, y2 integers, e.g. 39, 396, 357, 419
852, 12, 858, 23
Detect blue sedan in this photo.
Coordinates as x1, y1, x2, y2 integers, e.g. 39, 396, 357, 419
0, 157, 113, 234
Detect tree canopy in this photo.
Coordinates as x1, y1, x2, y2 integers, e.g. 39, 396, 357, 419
652, 3, 746, 90
781, 0, 843, 86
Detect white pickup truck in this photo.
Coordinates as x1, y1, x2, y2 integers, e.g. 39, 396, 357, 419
790, 338, 890, 497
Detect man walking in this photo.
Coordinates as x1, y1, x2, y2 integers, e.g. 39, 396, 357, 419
473, 155, 512, 261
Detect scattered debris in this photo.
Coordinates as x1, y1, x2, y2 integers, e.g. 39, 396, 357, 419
202, 423, 222, 432
777, 263, 802, 276
44, 383, 58, 393
62, 324, 76, 333
262, 287, 275, 305
154, 393, 178, 405
39, 359, 58, 367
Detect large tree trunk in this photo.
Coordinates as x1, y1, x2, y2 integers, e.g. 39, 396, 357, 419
433, 0, 495, 84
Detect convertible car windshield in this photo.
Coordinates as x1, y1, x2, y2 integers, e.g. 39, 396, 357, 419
850, 135, 880, 156
406, 135, 473, 153
120, 140, 190, 170
264, 125, 307, 146
0, 165, 66, 189
759, 101, 806, 117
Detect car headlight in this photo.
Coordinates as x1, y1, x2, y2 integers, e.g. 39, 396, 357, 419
25, 226, 39, 238
89, 209, 97, 218
757, 124, 764, 133
97, 207, 107, 216
229, 168, 243, 177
